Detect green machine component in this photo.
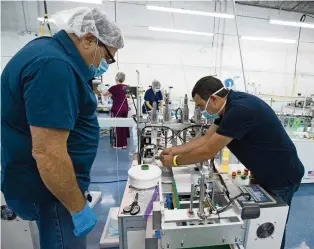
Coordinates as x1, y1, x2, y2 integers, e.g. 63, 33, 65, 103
172, 178, 181, 209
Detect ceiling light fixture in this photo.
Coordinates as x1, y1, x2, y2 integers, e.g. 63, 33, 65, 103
146, 5, 234, 19
149, 27, 214, 36
241, 36, 296, 44
269, 19, 314, 29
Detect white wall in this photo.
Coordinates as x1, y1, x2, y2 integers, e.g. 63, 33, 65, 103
1, 1, 314, 99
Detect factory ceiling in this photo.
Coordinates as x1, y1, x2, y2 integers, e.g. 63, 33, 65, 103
236, 1, 314, 16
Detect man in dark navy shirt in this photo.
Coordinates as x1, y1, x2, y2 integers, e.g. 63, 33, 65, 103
142, 79, 164, 114
1, 7, 123, 249
161, 76, 304, 249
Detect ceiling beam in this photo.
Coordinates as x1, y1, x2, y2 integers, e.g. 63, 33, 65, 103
302, 1, 310, 9
291, 1, 304, 10
235, 1, 314, 15
278, 1, 285, 9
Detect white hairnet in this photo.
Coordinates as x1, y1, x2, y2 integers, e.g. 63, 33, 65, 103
152, 80, 161, 89
52, 7, 124, 49
115, 72, 126, 83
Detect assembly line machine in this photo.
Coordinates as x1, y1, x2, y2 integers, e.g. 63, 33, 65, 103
2, 81, 313, 249
115, 87, 290, 249
118, 162, 288, 249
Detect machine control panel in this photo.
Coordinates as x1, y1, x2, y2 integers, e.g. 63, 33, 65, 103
239, 184, 277, 205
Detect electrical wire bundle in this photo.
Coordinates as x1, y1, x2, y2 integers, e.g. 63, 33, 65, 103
216, 192, 251, 214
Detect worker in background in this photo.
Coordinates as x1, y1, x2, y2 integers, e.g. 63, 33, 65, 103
142, 80, 164, 114
161, 76, 304, 249
102, 72, 129, 149
1, 7, 124, 249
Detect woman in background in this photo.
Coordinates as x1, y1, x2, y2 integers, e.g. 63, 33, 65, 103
102, 72, 129, 149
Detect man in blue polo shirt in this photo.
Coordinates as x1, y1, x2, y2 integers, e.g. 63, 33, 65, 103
142, 80, 164, 114
161, 76, 304, 249
1, 7, 123, 249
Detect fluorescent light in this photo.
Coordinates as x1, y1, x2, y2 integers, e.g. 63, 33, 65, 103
241, 36, 296, 44
146, 5, 234, 19
270, 19, 314, 29
149, 27, 214, 37
68, 0, 103, 4
37, 17, 56, 23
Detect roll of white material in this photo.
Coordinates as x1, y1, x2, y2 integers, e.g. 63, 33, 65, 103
128, 164, 162, 189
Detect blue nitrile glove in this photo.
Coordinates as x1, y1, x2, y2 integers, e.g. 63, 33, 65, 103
71, 202, 97, 237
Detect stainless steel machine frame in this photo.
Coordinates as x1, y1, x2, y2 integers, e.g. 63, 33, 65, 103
122, 72, 288, 249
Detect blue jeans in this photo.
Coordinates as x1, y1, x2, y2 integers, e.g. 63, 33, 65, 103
5, 198, 87, 249
267, 183, 300, 249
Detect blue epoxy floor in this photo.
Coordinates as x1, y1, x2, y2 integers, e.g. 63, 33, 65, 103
285, 184, 314, 249
87, 136, 314, 249
87, 135, 131, 249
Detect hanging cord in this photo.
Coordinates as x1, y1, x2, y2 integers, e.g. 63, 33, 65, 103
19, 1, 37, 36
292, 14, 314, 96
112, 96, 128, 204
232, 0, 247, 92
214, 1, 221, 75
21, 1, 31, 35
114, 0, 119, 68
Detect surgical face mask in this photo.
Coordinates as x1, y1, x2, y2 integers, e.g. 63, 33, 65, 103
89, 42, 109, 77
153, 88, 160, 93
201, 87, 226, 120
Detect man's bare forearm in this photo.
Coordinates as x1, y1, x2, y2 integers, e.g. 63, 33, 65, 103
171, 136, 206, 155
34, 151, 85, 213
146, 101, 153, 110
171, 124, 219, 155
176, 133, 233, 166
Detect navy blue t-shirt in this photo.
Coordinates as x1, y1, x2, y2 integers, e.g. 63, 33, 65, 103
142, 88, 163, 114
214, 90, 304, 189
1, 30, 100, 202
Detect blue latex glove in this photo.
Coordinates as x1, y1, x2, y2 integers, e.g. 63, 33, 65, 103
71, 202, 97, 237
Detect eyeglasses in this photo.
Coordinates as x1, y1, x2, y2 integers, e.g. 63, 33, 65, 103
99, 41, 116, 64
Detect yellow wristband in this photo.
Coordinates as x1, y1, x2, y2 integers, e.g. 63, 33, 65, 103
173, 155, 178, 167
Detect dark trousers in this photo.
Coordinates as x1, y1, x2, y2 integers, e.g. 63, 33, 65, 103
267, 183, 300, 249
112, 110, 128, 148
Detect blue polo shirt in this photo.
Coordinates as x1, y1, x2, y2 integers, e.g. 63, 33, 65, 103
1, 30, 100, 202
214, 90, 304, 189
142, 88, 163, 114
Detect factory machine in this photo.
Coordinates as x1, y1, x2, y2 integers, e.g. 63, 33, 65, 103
119, 148, 289, 249
277, 113, 313, 132
116, 84, 289, 249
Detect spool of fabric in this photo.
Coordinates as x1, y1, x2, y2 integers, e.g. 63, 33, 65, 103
128, 164, 162, 189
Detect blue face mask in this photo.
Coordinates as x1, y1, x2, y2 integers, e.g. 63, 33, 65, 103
89, 42, 109, 77
201, 87, 226, 120
202, 111, 220, 120
153, 89, 160, 93
89, 58, 108, 77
